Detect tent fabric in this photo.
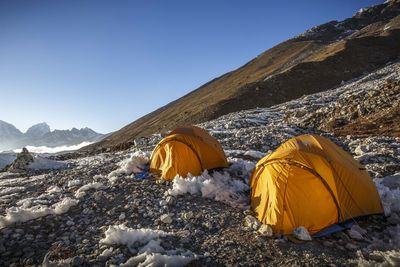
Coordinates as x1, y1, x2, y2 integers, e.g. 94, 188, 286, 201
250, 134, 383, 235
150, 126, 229, 180
313, 221, 354, 238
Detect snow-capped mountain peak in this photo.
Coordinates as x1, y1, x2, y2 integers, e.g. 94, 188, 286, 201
0, 122, 104, 151
25, 122, 51, 139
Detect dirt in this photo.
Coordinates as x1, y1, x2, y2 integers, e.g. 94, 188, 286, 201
85, 1, 400, 153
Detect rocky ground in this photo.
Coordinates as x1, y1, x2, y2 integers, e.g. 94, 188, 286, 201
0, 62, 400, 266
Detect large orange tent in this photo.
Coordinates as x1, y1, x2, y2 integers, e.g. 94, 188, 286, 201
250, 134, 383, 235
150, 126, 229, 180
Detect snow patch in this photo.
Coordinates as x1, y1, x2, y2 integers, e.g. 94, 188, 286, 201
244, 150, 264, 159
100, 224, 169, 246
108, 151, 150, 181
0, 186, 25, 197
168, 170, 249, 209
0, 197, 78, 229
67, 179, 82, 187
74, 182, 106, 198
121, 252, 195, 267
228, 158, 256, 178
374, 177, 400, 216
46, 185, 62, 194
28, 156, 67, 170
101, 225, 197, 267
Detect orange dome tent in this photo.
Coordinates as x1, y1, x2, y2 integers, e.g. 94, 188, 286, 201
150, 126, 229, 180
250, 134, 383, 235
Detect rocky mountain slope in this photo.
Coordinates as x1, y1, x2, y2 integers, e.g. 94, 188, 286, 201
91, 0, 400, 152
0, 122, 104, 151
0, 121, 24, 150
0, 61, 399, 266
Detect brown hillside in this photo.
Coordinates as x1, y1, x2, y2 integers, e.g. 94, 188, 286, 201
89, 1, 400, 152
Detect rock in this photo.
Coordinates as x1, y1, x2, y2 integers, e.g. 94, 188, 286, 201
160, 214, 172, 224
348, 225, 366, 241
293, 226, 312, 241
258, 224, 273, 237
347, 229, 364, 241
6, 147, 34, 172
336, 245, 345, 251
119, 213, 126, 220
243, 209, 253, 216
165, 196, 175, 205
182, 211, 194, 220
71, 256, 83, 266
244, 215, 261, 230
323, 241, 333, 247
388, 213, 400, 224
345, 243, 358, 250
203, 221, 213, 230
93, 191, 106, 202
354, 145, 368, 155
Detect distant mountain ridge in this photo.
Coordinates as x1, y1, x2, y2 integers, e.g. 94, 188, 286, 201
0, 120, 104, 151
89, 0, 400, 152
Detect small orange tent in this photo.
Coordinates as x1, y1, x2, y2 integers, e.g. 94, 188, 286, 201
150, 126, 229, 180
250, 134, 383, 235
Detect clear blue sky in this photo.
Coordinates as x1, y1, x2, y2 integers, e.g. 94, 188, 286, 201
0, 0, 383, 134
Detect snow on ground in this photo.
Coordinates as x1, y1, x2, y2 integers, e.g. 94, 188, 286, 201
74, 182, 106, 198
120, 251, 196, 267
67, 179, 82, 187
46, 185, 62, 194
100, 224, 198, 267
0, 61, 399, 266
28, 156, 67, 170
374, 176, 400, 216
12, 141, 93, 154
108, 150, 150, 182
0, 174, 110, 228
100, 224, 169, 247
0, 186, 26, 198
243, 150, 264, 159
0, 197, 78, 229
0, 174, 47, 187
168, 170, 249, 209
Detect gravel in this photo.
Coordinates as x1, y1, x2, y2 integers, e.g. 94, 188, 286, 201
0, 61, 399, 266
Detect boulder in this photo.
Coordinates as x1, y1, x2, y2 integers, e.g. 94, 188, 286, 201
244, 215, 261, 230
293, 226, 312, 241
6, 147, 34, 172
258, 224, 273, 237
160, 214, 172, 224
